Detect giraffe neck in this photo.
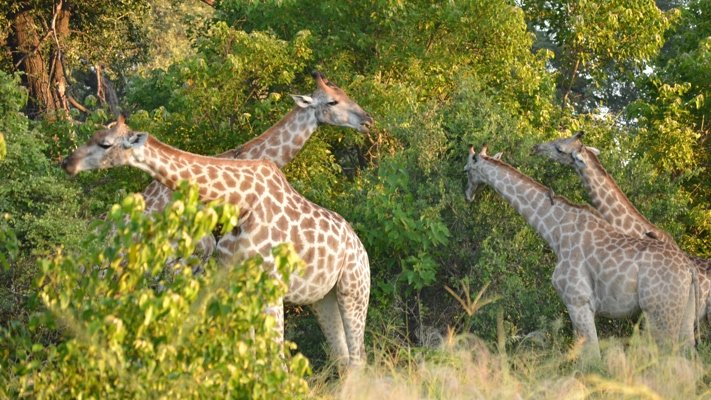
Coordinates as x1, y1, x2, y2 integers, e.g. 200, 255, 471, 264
216, 106, 318, 167
574, 148, 673, 242
131, 135, 281, 207
478, 157, 587, 252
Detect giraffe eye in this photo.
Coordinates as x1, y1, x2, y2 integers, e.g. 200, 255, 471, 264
98, 142, 112, 149
327, 100, 339, 106
555, 145, 564, 154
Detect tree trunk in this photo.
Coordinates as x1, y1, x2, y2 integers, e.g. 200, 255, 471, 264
96, 64, 121, 116
11, 11, 54, 118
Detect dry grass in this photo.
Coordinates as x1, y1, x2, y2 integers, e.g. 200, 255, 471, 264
310, 327, 710, 400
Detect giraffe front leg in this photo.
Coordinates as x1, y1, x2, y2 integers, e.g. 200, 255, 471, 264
553, 261, 600, 361
311, 288, 349, 367
565, 302, 600, 361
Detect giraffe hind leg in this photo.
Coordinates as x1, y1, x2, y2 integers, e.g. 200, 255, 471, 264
336, 267, 370, 367
642, 274, 694, 352
678, 272, 697, 351
311, 288, 349, 366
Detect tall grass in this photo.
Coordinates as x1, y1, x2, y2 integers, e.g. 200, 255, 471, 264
311, 324, 710, 399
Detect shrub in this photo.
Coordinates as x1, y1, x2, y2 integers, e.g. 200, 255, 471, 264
0, 184, 310, 399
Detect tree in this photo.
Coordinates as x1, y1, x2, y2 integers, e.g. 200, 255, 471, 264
523, 0, 676, 111
1, 0, 150, 118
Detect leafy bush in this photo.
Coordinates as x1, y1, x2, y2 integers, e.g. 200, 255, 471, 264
0, 184, 310, 399
0, 71, 88, 324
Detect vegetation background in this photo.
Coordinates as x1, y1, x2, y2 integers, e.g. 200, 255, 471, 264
0, 0, 709, 398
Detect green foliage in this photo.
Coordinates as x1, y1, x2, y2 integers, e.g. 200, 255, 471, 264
126, 23, 313, 156
524, 0, 676, 110
0, 71, 88, 323
355, 155, 450, 293
1, 184, 310, 399
627, 81, 700, 174
0, 213, 18, 270
139, 0, 214, 72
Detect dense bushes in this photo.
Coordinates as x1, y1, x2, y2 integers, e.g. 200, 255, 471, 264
0, 184, 310, 399
0, 71, 87, 324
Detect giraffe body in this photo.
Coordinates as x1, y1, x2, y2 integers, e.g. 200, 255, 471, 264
533, 133, 711, 325
139, 72, 372, 262
465, 146, 697, 358
62, 119, 371, 366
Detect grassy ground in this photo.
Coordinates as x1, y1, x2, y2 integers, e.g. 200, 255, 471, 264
310, 327, 711, 399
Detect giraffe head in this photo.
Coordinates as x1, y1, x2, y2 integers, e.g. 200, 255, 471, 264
464, 144, 502, 202
61, 115, 148, 175
531, 132, 600, 167
290, 71, 373, 132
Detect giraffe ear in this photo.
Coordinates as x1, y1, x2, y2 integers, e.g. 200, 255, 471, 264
466, 145, 476, 167
585, 146, 600, 156
291, 94, 314, 108
123, 132, 148, 149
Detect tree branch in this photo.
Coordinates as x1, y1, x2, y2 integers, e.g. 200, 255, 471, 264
200, 0, 215, 7
67, 95, 88, 113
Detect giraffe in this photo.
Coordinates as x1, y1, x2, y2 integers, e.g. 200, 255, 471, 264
61, 117, 371, 367
140, 71, 373, 262
532, 132, 711, 328
464, 145, 697, 359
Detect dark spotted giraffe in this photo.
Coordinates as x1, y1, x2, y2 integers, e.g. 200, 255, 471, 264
141, 71, 373, 261
62, 116, 371, 368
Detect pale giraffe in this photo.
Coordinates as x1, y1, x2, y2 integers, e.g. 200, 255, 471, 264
464, 145, 697, 358
533, 133, 711, 326
61, 117, 371, 366
141, 71, 372, 261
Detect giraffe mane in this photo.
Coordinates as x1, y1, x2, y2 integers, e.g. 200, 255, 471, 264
214, 107, 302, 159
146, 135, 273, 168
578, 145, 669, 232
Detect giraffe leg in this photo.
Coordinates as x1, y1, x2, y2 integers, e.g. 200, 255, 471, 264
641, 271, 694, 352
311, 287, 349, 365
191, 234, 216, 274
553, 262, 600, 360
565, 302, 600, 360
336, 267, 370, 367
265, 299, 285, 344
680, 270, 698, 350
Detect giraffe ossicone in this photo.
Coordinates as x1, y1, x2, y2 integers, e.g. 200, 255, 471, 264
533, 133, 711, 330
62, 117, 371, 367
465, 144, 697, 359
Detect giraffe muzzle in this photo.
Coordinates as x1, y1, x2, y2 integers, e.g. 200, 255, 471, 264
61, 156, 79, 176
360, 115, 374, 132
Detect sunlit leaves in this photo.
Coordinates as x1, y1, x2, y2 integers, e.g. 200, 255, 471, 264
2, 184, 310, 398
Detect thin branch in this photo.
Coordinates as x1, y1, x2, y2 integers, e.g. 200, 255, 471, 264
50, 0, 63, 55
562, 56, 580, 108
68, 95, 88, 113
